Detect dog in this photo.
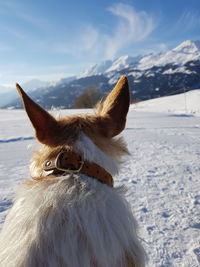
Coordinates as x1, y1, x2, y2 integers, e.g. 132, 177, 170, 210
0, 76, 146, 267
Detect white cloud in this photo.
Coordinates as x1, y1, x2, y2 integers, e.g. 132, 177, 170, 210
105, 3, 155, 58
0, 2, 156, 85
56, 3, 155, 60
176, 11, 200, 31
1, 2, 155, 60
55, 25, 100, 57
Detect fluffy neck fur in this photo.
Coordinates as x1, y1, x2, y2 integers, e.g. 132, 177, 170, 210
0, 133, 146, 267
74, 133, 119, 175
0, 174, 145, 267
30, 132, 124, 179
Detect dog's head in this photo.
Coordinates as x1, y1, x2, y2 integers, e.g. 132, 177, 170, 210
17, 76, 130, 178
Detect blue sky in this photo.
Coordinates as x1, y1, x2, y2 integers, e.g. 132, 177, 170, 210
1, 0, 200, 87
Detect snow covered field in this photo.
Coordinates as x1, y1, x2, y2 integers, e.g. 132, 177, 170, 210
0, 91, 200, 266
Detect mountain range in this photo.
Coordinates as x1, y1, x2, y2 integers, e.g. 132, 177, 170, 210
2, 40, 200, 109
0, 79, 51, 107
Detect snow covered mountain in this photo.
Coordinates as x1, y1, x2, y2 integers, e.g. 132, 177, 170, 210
3, 40, 200, 109
0, 79, 51, 107
78, 60, 113, 77
78, 55, 141, 78
20, 79, 50, 91
139, 40, 200, 70
80, 40, 200, 75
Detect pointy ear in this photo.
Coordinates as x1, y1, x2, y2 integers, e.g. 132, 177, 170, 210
16, 83, 61, 146
97, 75, 130, 137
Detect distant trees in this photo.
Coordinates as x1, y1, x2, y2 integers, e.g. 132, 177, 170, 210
74, 86, 103, 108
131, 98, 141, 104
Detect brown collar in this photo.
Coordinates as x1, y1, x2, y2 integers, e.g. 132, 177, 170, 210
42, 150, 113, 187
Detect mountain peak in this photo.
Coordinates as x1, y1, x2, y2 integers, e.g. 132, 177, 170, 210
106, 55, 141, 73
78, 55, 142, 78
78, 60, 113, 78
173, 40, 200, 54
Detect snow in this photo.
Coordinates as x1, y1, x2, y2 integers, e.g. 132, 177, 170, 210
139, 43, 200, 70
162, 67, 196, 75
145, 71, 155, 77
105, 55, 141, 73
0, 91, 200, 266
131, 89, 200, 115
77, 60, 113, 78
78, 40, 200, 78
78, 55, 141, 78
173, 40, 200, 54
137, 40, 200, 70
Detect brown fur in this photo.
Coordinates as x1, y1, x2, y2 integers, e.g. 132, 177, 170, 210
16, 76, 141, 266
16, 76, 131, 181
16, 76, 130, 147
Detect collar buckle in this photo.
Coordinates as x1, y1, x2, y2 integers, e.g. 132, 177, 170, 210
55, 150, 84, 173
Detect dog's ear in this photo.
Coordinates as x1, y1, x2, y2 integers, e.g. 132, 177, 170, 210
97, 75, 130, 137
16, 83, 61, 145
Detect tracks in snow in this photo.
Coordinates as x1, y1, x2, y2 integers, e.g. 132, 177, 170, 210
0, 137, 34, 144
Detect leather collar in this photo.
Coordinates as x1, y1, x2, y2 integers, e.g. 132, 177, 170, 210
42, 150, 113, 187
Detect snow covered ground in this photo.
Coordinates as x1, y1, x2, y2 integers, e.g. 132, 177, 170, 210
131, 89, 200, 115
0, 92, 200, 266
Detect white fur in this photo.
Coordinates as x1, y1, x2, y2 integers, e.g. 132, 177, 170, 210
29, 161, 48, 177
74, 133, 119, 175
0, 133, 146, 267
30, 161, 53, 178
0, 175, 145, 267
29, 133, 119, 178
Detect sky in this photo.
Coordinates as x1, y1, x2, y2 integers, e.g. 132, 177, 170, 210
0, 0, 200, 89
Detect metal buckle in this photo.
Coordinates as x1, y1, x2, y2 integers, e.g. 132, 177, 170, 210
55, 150, 84, 173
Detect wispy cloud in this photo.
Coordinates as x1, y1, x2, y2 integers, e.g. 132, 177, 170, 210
136, 42, 168, 55
55, 3, 155, 59
176, 11, 200, 32
0, 2, 156, 85
105, 3, 155, 58
55, 25, 99, 56
1, 2, 155, 59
